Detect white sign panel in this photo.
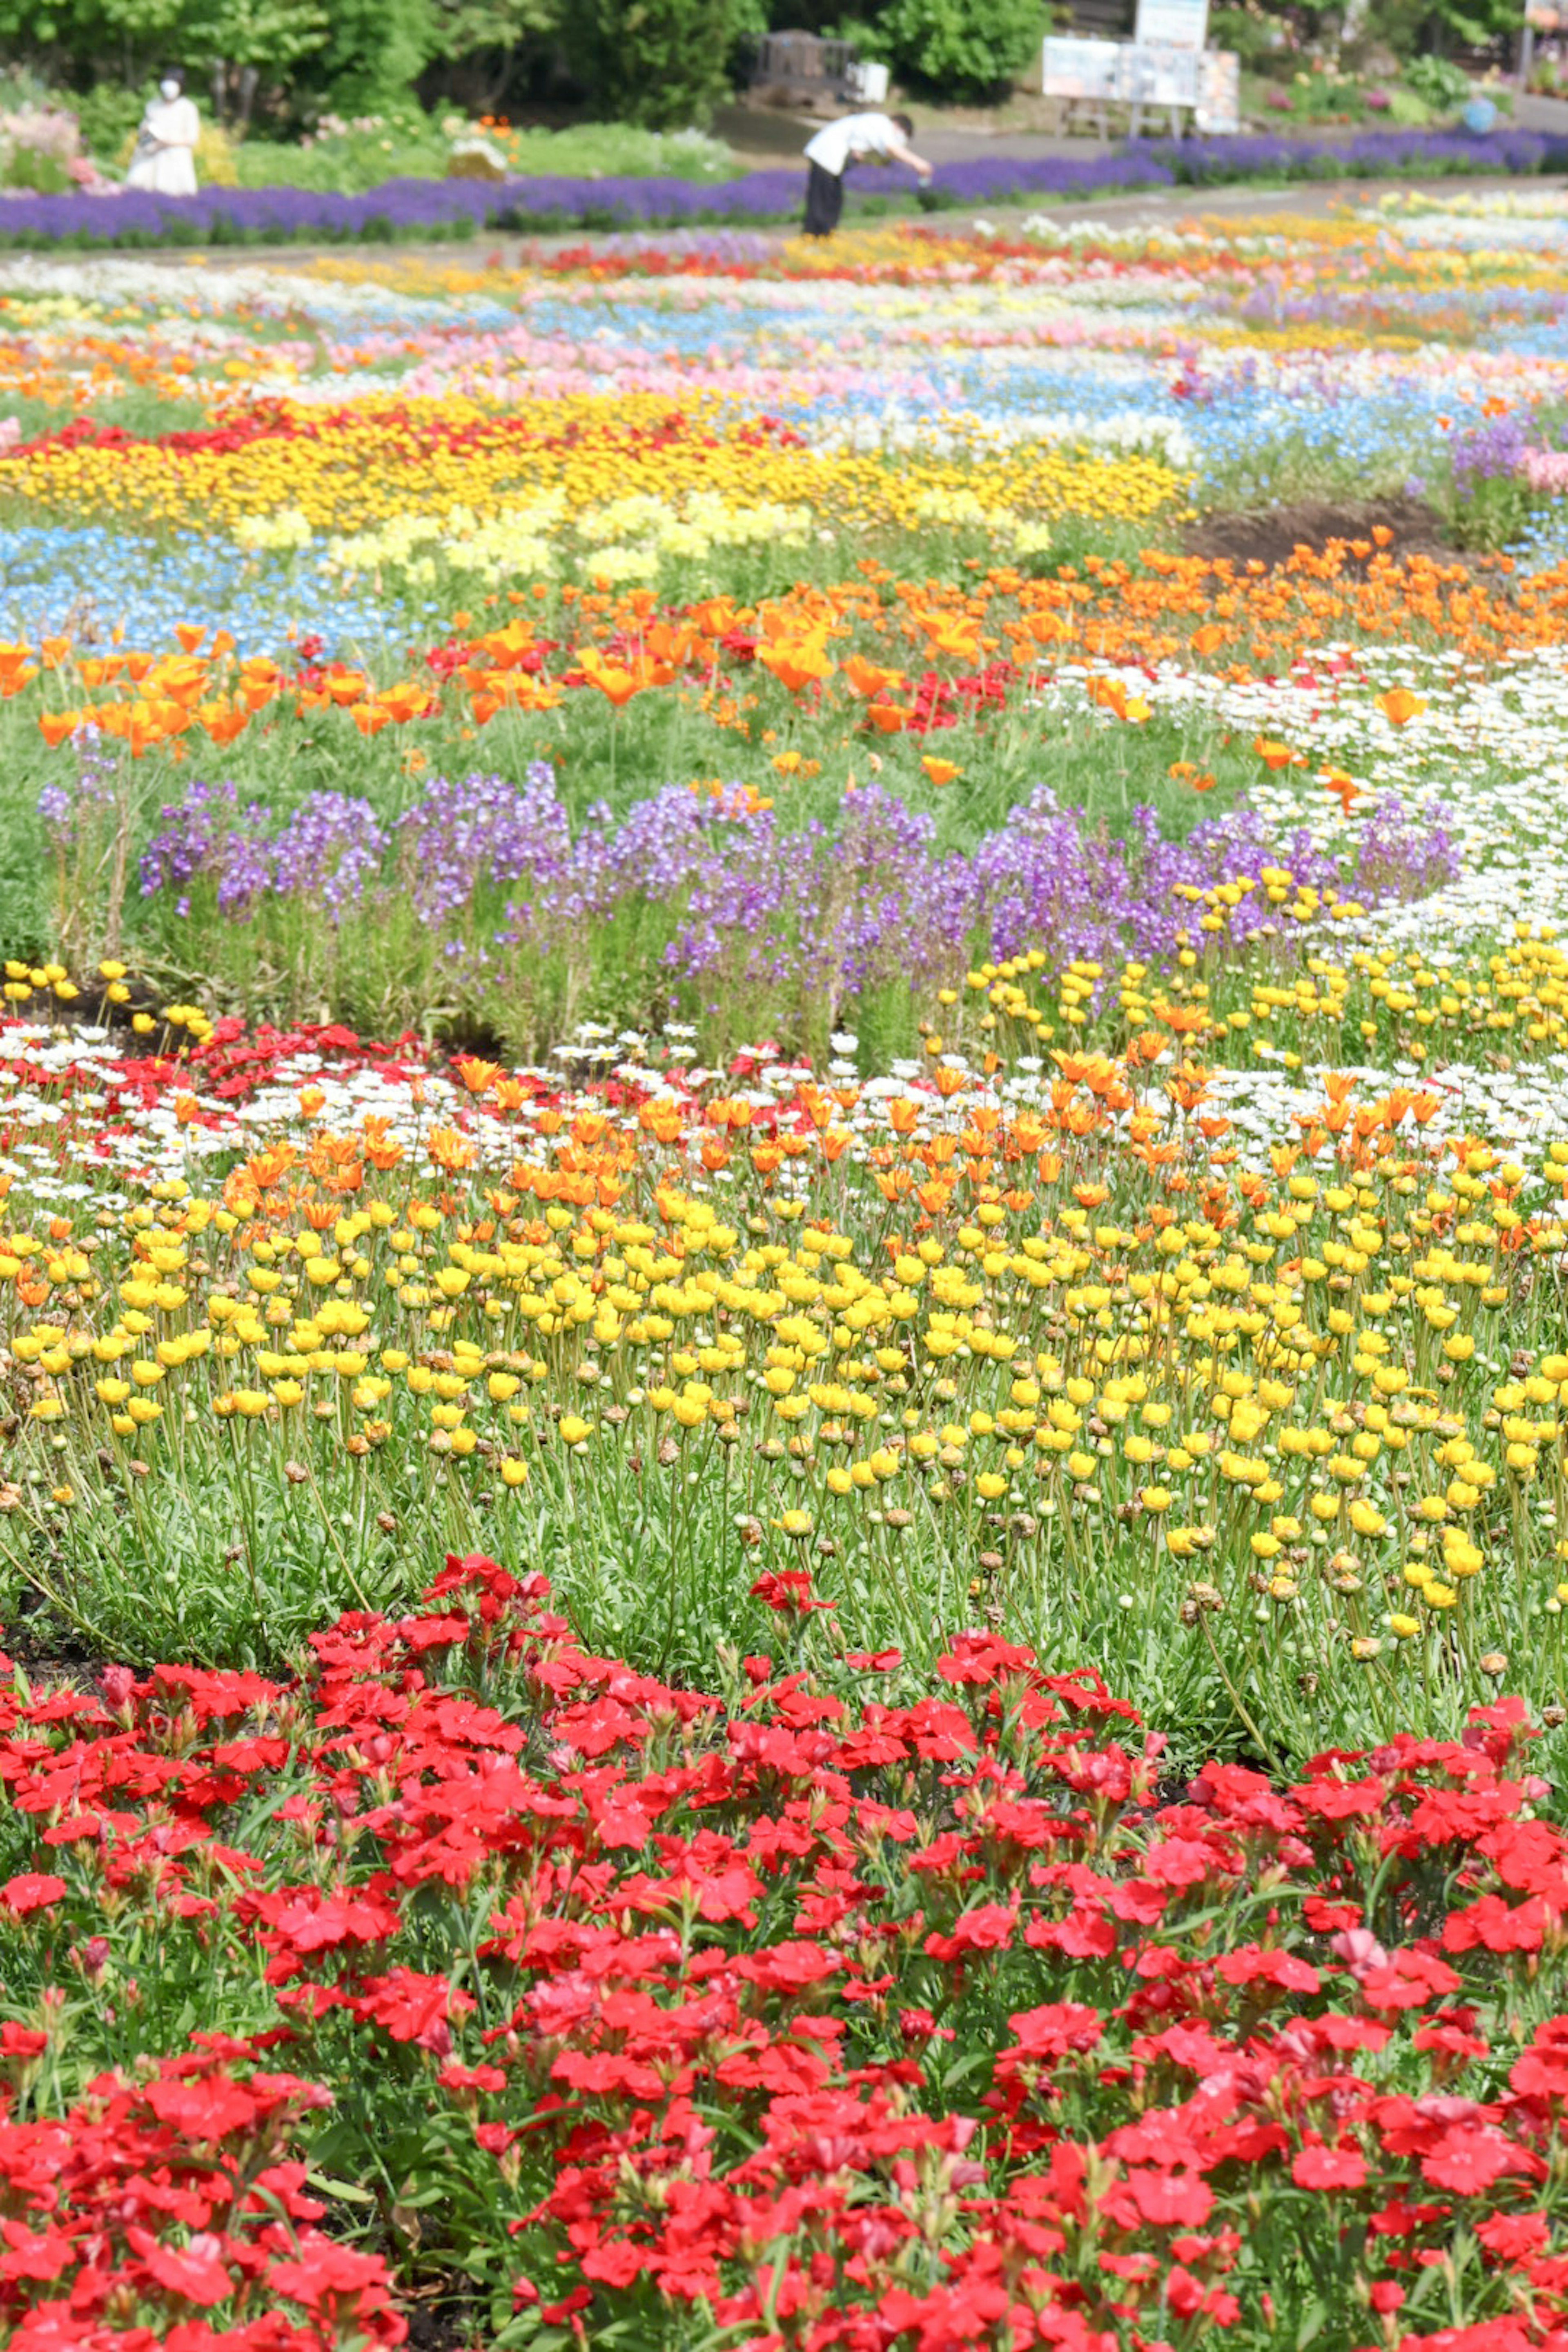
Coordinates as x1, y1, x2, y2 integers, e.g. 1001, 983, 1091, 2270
1121, 43, 1200, 104
1134, 0, 1210, 47
1042, 36, 1122, 99
1043, 32, 1239, 127
1194, 49, 1240, 131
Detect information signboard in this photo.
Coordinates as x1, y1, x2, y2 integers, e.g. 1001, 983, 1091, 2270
1133, 0, 1209, 47
1194, 48, 1240, 131
1042, 31, 1238, 128
1041, 35, 1122, 98
1122, 42, 1200, 104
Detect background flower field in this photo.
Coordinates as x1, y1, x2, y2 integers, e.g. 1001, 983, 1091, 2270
6, 194, 1568, 2348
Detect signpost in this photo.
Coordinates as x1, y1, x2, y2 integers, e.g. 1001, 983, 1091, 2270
1123, 42, 1200, 107
1041, 23, 1237, 137
1040, 35, 1121, 136
1195, 48, 1240, 132
1133, 0, 1210, 46
1040, 35, 1123, 99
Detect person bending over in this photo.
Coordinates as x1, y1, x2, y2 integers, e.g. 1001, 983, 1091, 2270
801, 110, 932, 239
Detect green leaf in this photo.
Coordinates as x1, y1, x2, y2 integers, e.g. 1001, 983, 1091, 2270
304, 2172, 377, 2204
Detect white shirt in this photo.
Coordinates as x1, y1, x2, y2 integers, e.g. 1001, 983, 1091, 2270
804, 112, 902, 176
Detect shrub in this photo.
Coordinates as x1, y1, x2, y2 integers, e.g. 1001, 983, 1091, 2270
1403, 52, 1472, 111
562, 0, 742, 129
321, 0, 439, 111
881, 0, 1045, 98
196, 119, 239, 184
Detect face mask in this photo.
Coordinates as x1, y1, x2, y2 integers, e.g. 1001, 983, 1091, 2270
159, 79, 180, 100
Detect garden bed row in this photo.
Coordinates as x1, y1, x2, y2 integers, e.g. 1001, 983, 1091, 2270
0, 126, 1561, 247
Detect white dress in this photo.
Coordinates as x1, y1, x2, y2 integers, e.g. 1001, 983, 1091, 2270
126, 96, 200, 195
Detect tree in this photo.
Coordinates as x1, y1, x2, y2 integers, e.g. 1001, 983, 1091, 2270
879, 0, 1042, 99
563, 0, 740, 128
426, 0, 557, 109
58, 0, 184, 90
180, 0, 329, 128
318, 0, 438, 109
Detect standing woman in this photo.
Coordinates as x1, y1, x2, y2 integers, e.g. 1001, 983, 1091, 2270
126, 72, 200, 195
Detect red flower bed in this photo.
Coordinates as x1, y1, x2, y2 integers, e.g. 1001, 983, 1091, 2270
0, 2041, 404, 2350
1, 1559, 1567, 2349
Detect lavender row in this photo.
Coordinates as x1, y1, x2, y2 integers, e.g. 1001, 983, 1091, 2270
0, 128, 1559, 250
113, 767, 1455, 1023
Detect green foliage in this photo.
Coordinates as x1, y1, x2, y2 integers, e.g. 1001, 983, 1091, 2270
1401, 52, 1471, 109
0, 0, 177, 85
561, 0, 742, 129
74, 78, 149, 157
1207, 2, 1283, 68
1436, 467, 1544, 554
829, 11, 896, 61
182, 0, 329, 81
319, 0, 437, 107
2, 145, 72, 189
879, 0, 1043, 100
425, 0, 556, 83
233, 107, 447, 188
1425, 0, 1517, 43
224, 114, 735, 193
1343, 0, 1425, 63
428, 0, 555, 55
1385, 85, 1433, 123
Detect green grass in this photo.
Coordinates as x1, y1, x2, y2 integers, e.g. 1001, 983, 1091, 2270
1198, 432, 1430, 517
229, 120, 740, 196
0, 390, 212, 443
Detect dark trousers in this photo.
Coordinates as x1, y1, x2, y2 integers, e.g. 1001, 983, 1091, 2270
802, 160, 844, 238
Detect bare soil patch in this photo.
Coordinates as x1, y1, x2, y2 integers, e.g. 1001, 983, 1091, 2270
1183, 493, 1455, 571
